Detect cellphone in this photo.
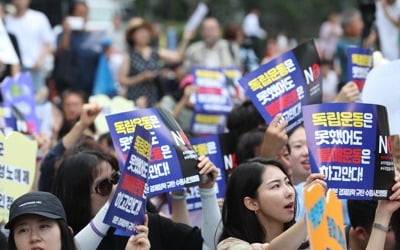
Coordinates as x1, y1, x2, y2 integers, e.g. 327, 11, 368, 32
67, 16, 84, 30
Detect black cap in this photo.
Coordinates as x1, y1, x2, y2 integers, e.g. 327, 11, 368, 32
5, 191, 67, 229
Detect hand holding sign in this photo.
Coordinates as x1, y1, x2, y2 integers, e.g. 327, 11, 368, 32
260, 114, 288, 159
125, 215, 150, 250
197, 155, 219, 189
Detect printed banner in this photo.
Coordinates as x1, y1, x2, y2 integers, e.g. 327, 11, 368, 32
239, 40, 322, 132
305, 184, 346, 250
106, 108, 200, 196
104, 125, 151, 234
347, 47, 373, 91
192, 67, 233, 114
184, 135, 227, 211
1, 73, 39, 134
0, 132, 37, 222
303, 103, 394, 199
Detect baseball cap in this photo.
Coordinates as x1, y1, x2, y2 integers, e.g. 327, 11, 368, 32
5, 191, 67, 229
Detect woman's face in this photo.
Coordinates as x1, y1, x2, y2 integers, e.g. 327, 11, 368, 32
132, 27, 151, 47
90, 161, 113, 217
13, 214, 61, 250
253, 165, 295, 225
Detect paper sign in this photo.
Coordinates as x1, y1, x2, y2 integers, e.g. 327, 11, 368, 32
104, 125, 151, 234
239, 40, 322, 132
305, 184, 346, 250
191, 67, 232, 134
347, 47, 373, 91
223, 67, 245, 104
0, 131, 37, 223
184, 135, 227, 211
89, 95, 135, 135
184, 2, 208, 31
106, 108, 200, 196
303, 103, 395, 199
192, 67, 232, 114
1, 73, 39, 134
190, 113, 227, 135
0, 20, 19, 65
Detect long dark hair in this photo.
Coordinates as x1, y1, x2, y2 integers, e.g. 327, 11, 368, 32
8, 219, 77, 250
219, 157, 296, 244
52, 151, 119, 234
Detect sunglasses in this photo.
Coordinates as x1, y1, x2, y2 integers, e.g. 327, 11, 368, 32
94, 170, 120, 196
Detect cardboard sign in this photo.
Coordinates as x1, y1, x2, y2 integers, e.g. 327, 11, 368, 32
0, 20, 19, 65
89, 95, 135, 135
303, 103, 394, 199
305, 184, 346, 250
347, 47, 373, 91
106, 108, 200, 196
1, 73, 39, 134
184, 135, 227, 211
0, 132, 37, 222
104, 125, 151, 234
239, 40, 322, 132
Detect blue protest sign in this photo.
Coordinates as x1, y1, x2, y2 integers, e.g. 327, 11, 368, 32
347, 47, 372, 91
1, 73, 39, 134
183, 135, 227, 211
239, 40, 322, 132
190, 113, 227, 135
106, 108, 200, 196
303, 103, 395, 199
192, 67, 232, 114
104, 125, 151, 234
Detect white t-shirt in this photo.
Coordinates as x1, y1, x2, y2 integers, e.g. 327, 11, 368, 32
376, 1, 400, 60
5, 9, 54, 68
242, 13, 267, 39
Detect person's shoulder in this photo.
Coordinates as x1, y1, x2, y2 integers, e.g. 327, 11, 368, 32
27, 9, 49, 21
186, 40, 205, 54
217, 237, 255, 250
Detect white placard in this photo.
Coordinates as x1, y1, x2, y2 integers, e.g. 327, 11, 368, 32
184, 2, 208, 32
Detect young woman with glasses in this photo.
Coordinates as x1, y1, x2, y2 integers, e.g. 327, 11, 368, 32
52, 150, 220, 250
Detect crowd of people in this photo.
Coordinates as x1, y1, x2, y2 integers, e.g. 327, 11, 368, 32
1, 0, 400, 249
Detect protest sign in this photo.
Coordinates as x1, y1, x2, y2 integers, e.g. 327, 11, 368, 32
347, 47, 372, 91
184, 135, 227, 211
184, 2, 208, 32
303, 103, 394, 200
104, 125, 151, 234
305, 184, 346, 250
89, 95, 135, 135
190, 113, 227, 135
1, 73, 39, 134
0, 20, 19, 65
190, 67, 232, 134
239, 40, 322, 132
106, 108, 200, 196
0, 131, 37, 222
362, 60, 400, 135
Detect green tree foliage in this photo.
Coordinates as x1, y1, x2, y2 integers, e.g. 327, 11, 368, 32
131, 0, 358, 39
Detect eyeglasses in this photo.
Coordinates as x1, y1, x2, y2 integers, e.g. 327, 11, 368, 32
94, 170, 120, 196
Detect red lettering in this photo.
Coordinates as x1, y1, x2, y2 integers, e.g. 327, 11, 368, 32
121, 174, 145, 197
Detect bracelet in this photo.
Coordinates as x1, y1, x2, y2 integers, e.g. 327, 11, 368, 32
373, 222, 389, 232
169, 191, 187, 200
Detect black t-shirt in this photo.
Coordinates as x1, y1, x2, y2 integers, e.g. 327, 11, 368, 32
97, 213, 203, 250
